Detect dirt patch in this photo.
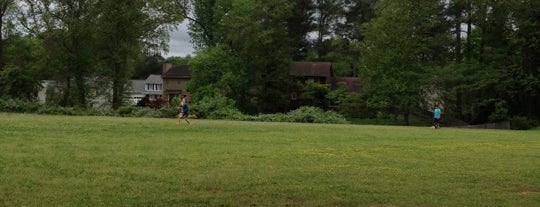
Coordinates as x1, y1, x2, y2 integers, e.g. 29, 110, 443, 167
517, 191, 540, 195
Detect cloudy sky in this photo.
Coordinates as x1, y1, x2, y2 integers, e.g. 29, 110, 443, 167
165, 22, 195, 58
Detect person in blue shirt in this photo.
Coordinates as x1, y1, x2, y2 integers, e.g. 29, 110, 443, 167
177, 95, 191, 125
433, 107, 442, 129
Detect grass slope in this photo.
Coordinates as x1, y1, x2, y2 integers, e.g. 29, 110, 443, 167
0, 113, 539, 206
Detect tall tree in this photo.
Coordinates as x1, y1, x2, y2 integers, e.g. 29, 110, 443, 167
96, 0, 144, 109
187, 0, 293, 114
362, 0, 450, 125
221, 0, 293, 113
0, 0, 16, 71
287, 0, 314, 60
311, 0, 342, 60
326, 0, 377, 77
183, 0, 232, 51
510, 0, 540, 118
19, 0, 99, 107
95, 0, 183, 109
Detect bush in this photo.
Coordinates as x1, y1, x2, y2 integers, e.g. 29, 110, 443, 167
159, 107, 180, 118
86, 107, 115, 116
510, 116, 538, 130
190, 93, 238, 119
285, 106, 348, 124
0, 99, 31, 113
489, 101, 509, 122
37, 106, 77, 115
207, 108, 246, 120
117, 106, 135, 117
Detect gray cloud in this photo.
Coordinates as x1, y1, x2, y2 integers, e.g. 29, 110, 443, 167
165, 22, 195, 57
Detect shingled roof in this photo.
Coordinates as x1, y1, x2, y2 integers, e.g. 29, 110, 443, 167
290, 62, 332, 77
163, 65, 191, 78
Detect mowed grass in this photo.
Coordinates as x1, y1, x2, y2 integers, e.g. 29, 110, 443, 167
0, 113, 539, 206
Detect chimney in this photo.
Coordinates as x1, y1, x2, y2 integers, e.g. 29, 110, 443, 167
162, 63, 173, 75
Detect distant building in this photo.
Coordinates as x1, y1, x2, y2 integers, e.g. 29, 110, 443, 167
289, 61, 362, 109
125, 80, 145, 105
144, 74, 163, 101
162, 63, 191, 105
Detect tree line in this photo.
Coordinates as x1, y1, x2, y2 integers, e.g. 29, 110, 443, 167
1, 0, 538, 125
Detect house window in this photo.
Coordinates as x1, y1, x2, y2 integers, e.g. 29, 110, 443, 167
291, 92, 298, 100
146, 84, 163, 91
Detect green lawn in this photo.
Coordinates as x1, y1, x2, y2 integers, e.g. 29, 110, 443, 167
0, 113, 539, 206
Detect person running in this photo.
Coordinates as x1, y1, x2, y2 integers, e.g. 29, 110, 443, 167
177, 95, 191, 125
433, 107, 442, 129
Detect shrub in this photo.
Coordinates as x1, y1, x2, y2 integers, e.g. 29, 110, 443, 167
117, 106, 135, 117
0, 99, 27, 112
133, 107, 162, 118
489, 101, 509, 122
286, 106, 348, 124
207, 108, 246, 120
159, 107, 180, 118
510, 116, 538, 130
190, 93, 238, 119
37, 106, 77, 115
86, 107, 114, 116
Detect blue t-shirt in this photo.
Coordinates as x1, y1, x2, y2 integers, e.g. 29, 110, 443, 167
434, 108, 441, 119
182, 103, 189, 113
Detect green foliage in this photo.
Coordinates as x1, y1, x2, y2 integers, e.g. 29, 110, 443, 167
284, 106, 348, 124
510, 116, 539, 130
117, 106, 135, 117
361, 0, 450, 125
489, 101, 509, 122
188, 0, 293, 114
159, 107, 181, 118
339, 93, 371, 118
0, 65, 40, 101
300, 80, 330, 108
117, 106, 173, 118
189, 92, 242, 120
187, 45, 247, 105
0, 98, 38, 113
164, 56, 191, 65
37, 106, 77, 116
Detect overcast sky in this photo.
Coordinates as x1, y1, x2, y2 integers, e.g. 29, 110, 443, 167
165, 21, 195, 58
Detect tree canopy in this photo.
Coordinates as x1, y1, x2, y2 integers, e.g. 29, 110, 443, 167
1, 0, 538, 125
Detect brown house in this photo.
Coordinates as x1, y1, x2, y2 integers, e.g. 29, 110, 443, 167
290, 61, 332, 84
162, 63, 191, 105
160, 61, 361, 109
289, 61, 362, 109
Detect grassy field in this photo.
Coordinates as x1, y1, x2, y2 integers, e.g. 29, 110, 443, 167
0, 113, 539, 206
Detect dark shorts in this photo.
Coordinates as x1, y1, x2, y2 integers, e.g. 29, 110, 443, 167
181, 110, 189, 118
433, 118, 440, 123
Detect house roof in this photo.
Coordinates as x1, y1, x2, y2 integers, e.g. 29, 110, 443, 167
290, 62, 332, 77
128, 80, 146, 94
146, 74, 162, 84
163, 65, 191, 78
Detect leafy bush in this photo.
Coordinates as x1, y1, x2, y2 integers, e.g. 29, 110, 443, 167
116, 106, 166, 118
37, 106, 77, 115
510, 116, 538, 130
190, 93, 239, 119
0, 99, 28, 113
207, 107, 246, 120
159, 107, 180, 118
286, 106, 348, 124
489, 101, 509, 122
86, 107, 115, 116
117, 106, 135, 117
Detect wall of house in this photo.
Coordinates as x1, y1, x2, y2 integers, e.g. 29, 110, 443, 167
163, 78, 191, 104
